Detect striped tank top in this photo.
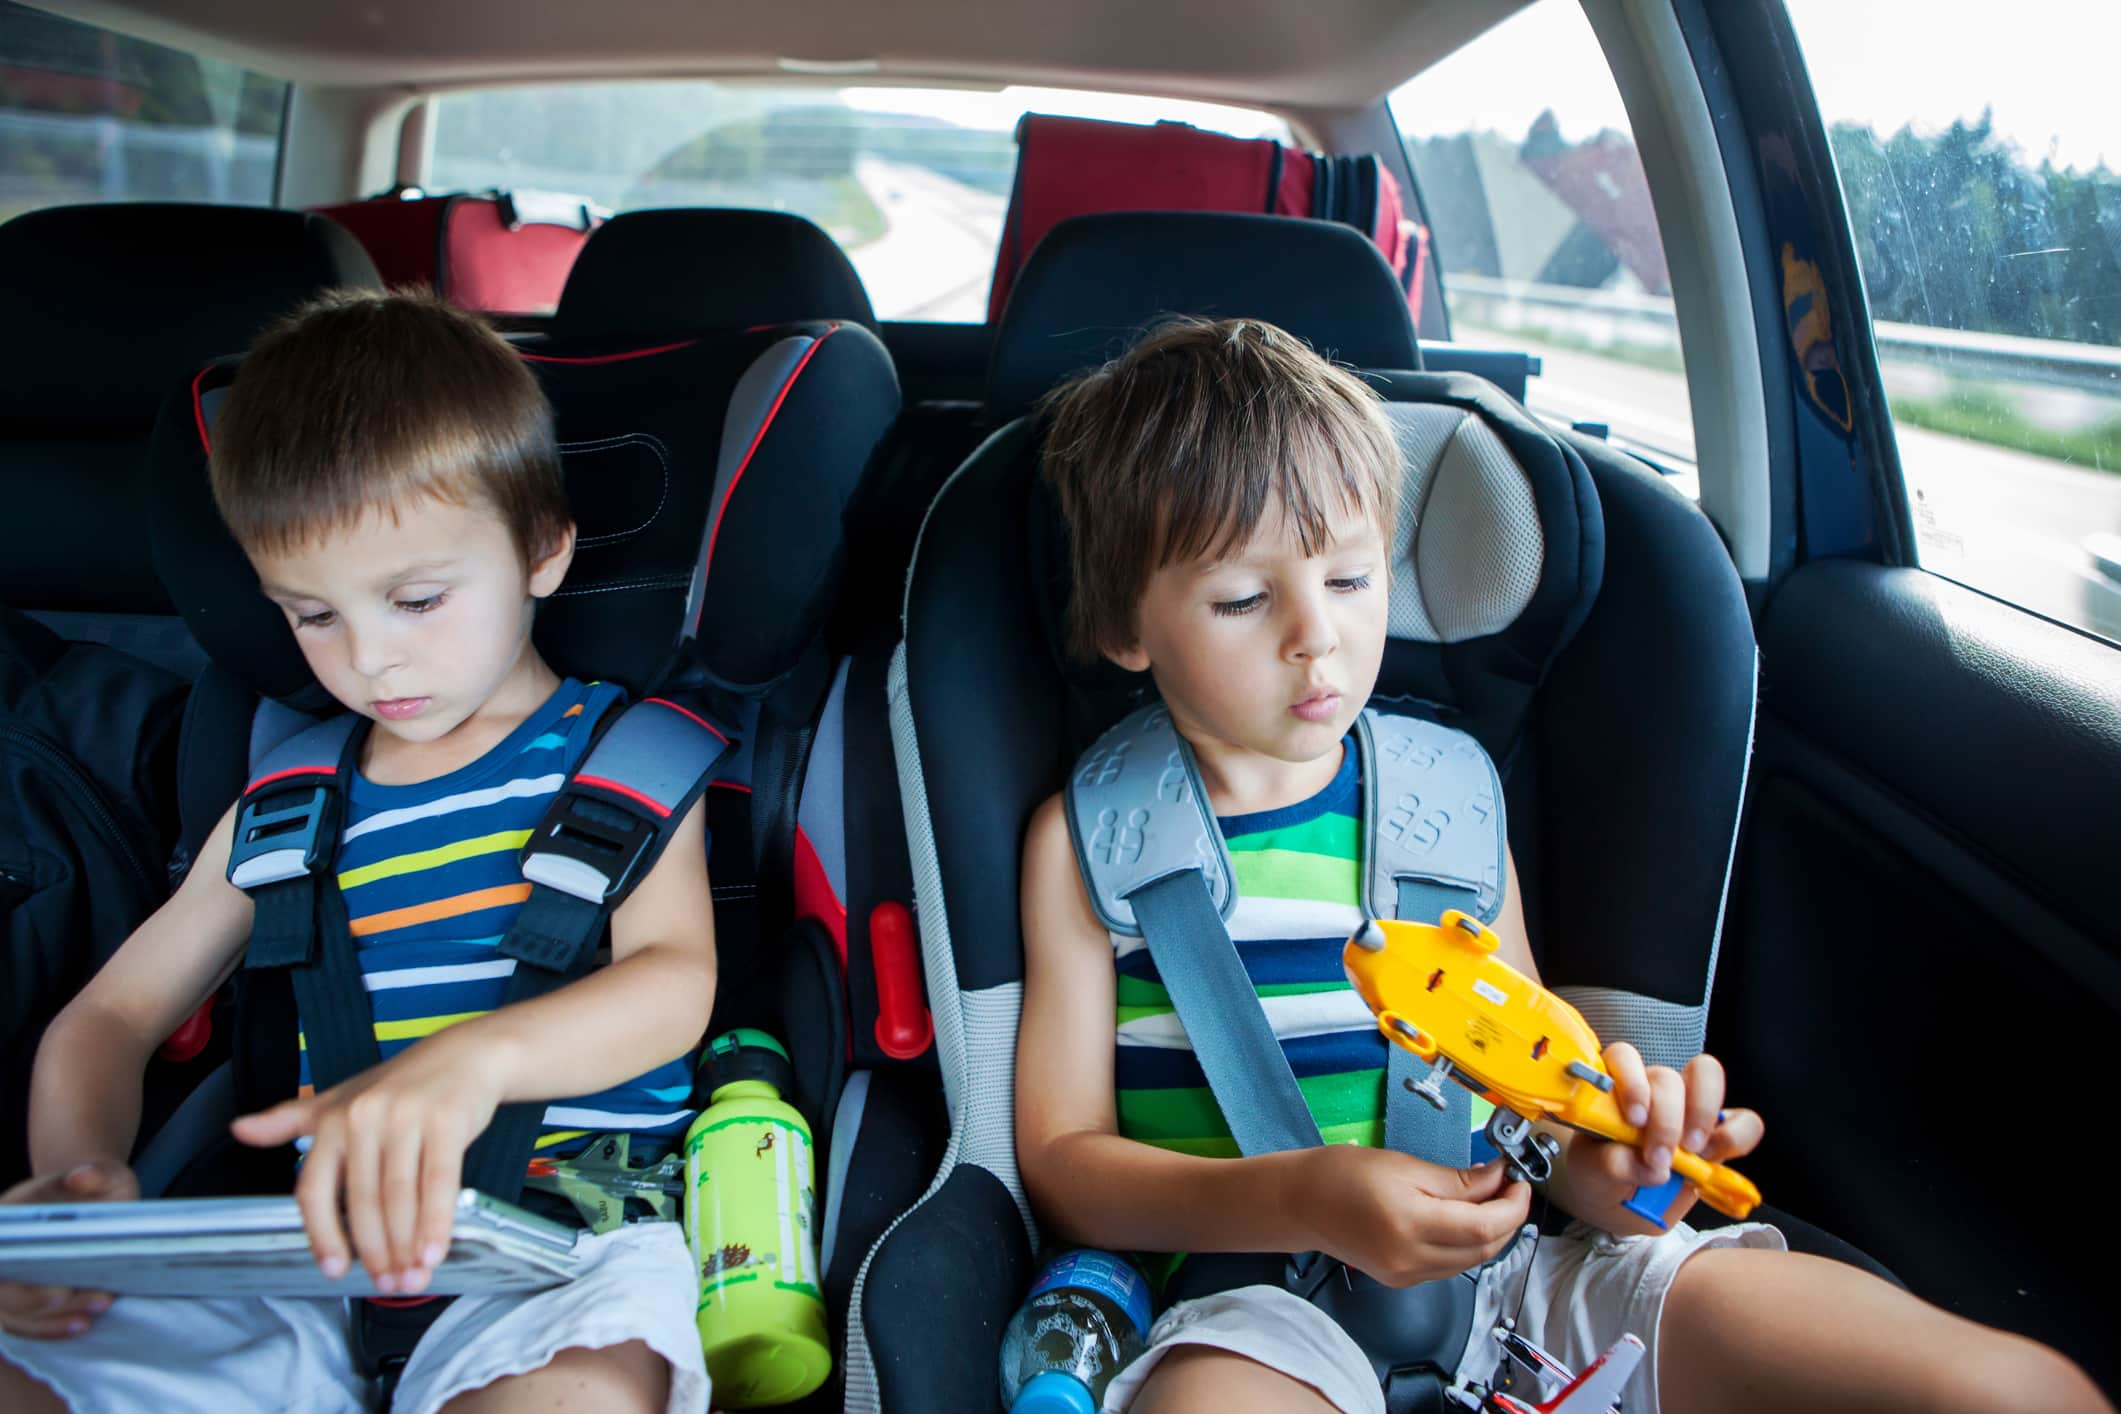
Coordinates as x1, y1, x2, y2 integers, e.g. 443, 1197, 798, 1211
1112, 739, 1493, 1159
296, 677, 700, 1161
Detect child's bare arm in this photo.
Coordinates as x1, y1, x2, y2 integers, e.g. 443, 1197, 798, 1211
232, 795, 716, 1292
1016, 795, 1526, 1281
1, 800, 255, 1340
28, 799, 256, 1177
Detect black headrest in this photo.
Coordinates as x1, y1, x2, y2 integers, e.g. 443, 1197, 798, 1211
0, 203, 380, 434
151, 322, 899, 708
552, 209, 877, 339
987, 211, 1421, 418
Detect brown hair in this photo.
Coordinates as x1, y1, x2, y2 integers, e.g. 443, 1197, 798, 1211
209, 289, 569, 566
1039, 316, 1400, 662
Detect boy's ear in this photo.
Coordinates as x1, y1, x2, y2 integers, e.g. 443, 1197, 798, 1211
1105, 639, 1151, 674
527, 522, 575, 599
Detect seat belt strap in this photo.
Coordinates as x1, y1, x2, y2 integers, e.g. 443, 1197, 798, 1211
1129, 870, 1321, 1156
1382, 878, 1476, 1167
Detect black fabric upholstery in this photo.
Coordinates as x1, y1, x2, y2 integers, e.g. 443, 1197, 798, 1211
150, 322, 899, 705
987, 211, 1422, 419
1530, 435, 1754, 994
0, 204, 379, 615
552, 209, 877, 339
861, 1164, 1032, 1414
900, 420, 1071, 994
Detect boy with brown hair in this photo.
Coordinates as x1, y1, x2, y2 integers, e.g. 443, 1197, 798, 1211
1017, 316, 2104, 1412
0, 291, 716, 1413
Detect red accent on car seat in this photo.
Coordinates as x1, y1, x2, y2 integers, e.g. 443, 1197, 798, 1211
988, 116, 1283, 322
442, 199, 587, 316
312, 194, 594, 317
516, 340, 699, 366
572, 774, 672, 817
868, 901, 931, 1060
641, 696, 730, 741
157, 999, 213, 1063
792, 826, 848, 970
702, 324, 840, 578
243, 764, 337, 795
986, 115, 1426, 323
190, 365, 215, 453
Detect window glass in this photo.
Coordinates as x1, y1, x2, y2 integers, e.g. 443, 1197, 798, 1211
1390, 0, 1696, 488
0, 0, 285, 223
430, 82, 1288, 323
1783, 0, 2120, 640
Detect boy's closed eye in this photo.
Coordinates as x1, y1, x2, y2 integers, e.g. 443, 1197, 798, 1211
1209, 573, 1374, 618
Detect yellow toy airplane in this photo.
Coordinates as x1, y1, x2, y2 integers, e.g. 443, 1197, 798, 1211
1343, 913, 1761, 1221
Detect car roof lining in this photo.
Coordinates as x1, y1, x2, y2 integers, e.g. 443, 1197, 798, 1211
41, 0, 1533, 109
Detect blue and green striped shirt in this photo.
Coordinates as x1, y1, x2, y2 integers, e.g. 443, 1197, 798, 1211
295, 678, 700, 1161
1111, 740, 1492, 1157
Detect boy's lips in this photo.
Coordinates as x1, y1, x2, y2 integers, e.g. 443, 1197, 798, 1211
1290, 688, 1341, 722
371, 697, 430, 721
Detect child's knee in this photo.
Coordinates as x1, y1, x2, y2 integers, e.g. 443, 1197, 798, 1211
1954, 1334, 2108, 1414
1130, 1345, 1346, 1414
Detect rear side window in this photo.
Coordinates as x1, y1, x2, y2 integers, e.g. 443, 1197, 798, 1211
427, 82, 1288, 323
0, 1, 286, 220
1783, 0, 2120, 644
1389, 0, 1697, 487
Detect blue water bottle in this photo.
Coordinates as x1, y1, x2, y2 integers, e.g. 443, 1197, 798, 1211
997, 1249, 1151, 1413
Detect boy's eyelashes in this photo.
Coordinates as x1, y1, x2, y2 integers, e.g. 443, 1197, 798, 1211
1207, 574, 1375, 618
286, 590, 449, 630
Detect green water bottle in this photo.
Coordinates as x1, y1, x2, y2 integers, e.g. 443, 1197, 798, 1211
682, 1029, 830, 1407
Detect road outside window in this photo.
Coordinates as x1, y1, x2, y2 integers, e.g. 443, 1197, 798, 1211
1784, 0, 2120, 643
0, 0, 285, 223
1390, 0, 1698, 494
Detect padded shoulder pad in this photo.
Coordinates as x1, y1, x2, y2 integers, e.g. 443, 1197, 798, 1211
1064, 703, 1232, 938
1357, 710, 1505, 924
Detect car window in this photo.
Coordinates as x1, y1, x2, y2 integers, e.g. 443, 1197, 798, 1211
1783, 0, 2120, 643
1389, 0, 1697, 490
0, 1, 286, 222
427, 82, 1290, 324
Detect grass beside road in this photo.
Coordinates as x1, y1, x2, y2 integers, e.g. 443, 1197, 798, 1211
1457, 318, 2121, 475
1887, 386, 2121, 476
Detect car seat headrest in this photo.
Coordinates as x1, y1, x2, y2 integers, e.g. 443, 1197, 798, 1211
151, 322, 899, 708
553, 209, 877, 339
1024, 373, 1601, 759
0, 203, 381, 435
987, 211, 1421, 420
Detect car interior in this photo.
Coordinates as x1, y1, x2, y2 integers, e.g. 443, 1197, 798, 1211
2, 0, 2116, 1407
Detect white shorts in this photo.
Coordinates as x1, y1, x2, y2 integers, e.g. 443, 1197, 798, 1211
0, 1221, 709, 1414
1101, 1219, 1786, 1414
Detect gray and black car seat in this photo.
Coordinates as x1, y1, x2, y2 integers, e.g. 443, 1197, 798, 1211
849, 210, 1884, 1412
0, 203, 384, 1184
131, 209, 900, 1209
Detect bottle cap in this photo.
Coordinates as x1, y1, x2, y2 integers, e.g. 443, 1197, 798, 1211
699, 1028, 796, 1099
1010, 1371, 1096, 1414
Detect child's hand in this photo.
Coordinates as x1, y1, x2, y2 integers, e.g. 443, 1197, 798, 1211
1299, 1145, 1530, 1288
0, 1160, 136, 1339
1565, 1042, 1764, 1231
231, 1031, 506, 1296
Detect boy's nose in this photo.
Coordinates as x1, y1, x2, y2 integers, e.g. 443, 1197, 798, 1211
1284, 595, 1339, 661
345, 625, 405, 680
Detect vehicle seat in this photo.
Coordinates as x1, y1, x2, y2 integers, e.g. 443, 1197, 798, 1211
313, 190, 603, 319
0, 202, 380, 675
845, 211, 1760, 1412
137, 297, 898, 1200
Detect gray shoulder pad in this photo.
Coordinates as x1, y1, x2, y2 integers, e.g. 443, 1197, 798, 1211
1064, 703, 1232, 938
1358, 709, 1506, 924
